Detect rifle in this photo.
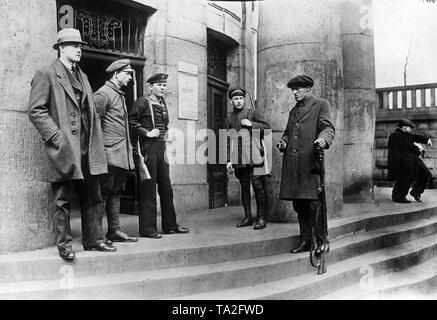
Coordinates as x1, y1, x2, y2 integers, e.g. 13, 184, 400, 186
132, 69, 151, 181
309, 143, 329, 275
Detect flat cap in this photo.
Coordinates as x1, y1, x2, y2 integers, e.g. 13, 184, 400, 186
147, 73, 168, 84
398, 118, 415, 128
106, 59, 134, 73
287, 74, 314, 88
228, 87, 246, 99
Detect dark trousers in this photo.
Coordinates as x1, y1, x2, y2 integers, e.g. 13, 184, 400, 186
51, 157, 102, 249
138, 142, 178, 234
292, 199, 320, 243
392, 163, 430, 200
234, 167, 268, 220
99, 166, 128, 236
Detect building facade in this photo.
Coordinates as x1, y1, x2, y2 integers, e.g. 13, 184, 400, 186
0, 0, 377, 253
0, 0, 258, 253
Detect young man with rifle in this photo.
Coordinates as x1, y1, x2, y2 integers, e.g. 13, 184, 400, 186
225, 87, 271, 230
129, 73, 189, 239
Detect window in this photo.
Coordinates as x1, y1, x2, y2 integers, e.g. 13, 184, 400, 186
57, 0, 153, 57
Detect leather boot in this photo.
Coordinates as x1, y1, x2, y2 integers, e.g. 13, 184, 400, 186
253, 177, 267, 230
106, 194, 121, 235
237, 181, 253, 227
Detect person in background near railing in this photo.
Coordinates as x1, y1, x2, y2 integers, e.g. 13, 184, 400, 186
388, 119, 433, 203
94, 59, 138, 244
276, 75, 335, 254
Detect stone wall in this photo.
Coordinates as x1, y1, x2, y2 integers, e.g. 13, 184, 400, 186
0, 0, 57, 253
257, 0, 346, 221
341, 0, 376, 203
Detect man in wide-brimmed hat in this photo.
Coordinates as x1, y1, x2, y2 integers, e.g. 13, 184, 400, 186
28, 28, 115, 261
388, 118, 433, 203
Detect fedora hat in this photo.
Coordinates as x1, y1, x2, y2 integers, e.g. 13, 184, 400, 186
53, 28, 88, 50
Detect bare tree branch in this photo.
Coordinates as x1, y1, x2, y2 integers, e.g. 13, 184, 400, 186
403, 37, 413, 86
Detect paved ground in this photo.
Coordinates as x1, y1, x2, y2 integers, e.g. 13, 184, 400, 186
3, 187, 437, 259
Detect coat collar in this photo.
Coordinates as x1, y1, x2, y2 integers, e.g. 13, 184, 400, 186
53, 59, 89, 108
291, 95, 316, 122
105, 80, 125, 96
53, 59, 80, 108
146, 94, 165, 106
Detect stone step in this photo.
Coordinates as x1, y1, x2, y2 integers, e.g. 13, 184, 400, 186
320, 255, 437, 300
2, 214, 437, 299
177, 232, 437, 300
1, 201, 435, 284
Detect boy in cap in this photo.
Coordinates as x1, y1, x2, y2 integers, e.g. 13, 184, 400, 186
28, 28, 113, 261
225, 87, 271, 230
388, 118, 432, 203
94, 59, 138, 243
277, 74, 335, 254
129, 73, 189, 238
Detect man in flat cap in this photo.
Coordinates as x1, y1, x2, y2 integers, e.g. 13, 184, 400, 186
129, 73, 189, 238
277, 74, 335, 254
28, 28, 114, 261
225, 87, 271, 230
94, 59, 138, 243
388, 118, 432, 203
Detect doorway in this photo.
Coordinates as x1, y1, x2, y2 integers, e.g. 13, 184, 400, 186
207, 78, 229, 208
207, 31, 230, 209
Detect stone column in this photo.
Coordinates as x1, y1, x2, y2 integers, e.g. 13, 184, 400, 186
341, 0, 376, 202
0, 0, 57, 253
257, 0, 344, 221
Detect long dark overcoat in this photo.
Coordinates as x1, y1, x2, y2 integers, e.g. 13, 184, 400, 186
279, 95, 335, 200
387, 128, 430, 181
94, 81, 134, 171
28, 59, 107, 182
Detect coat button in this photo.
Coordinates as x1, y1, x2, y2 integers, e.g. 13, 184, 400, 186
71, 121, 76, 126
72, 130, 78, 135
70, 112, 76, 117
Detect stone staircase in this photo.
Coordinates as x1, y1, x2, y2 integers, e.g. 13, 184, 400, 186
1, 188, 437, 300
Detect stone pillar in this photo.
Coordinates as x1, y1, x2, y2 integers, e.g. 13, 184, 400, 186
0, 0, 57, 253
145, 0, 211, 211
257, 0, 344, 221
341, 0, 376, 202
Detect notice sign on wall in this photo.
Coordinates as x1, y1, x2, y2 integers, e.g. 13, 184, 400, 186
178, 61, 199, 121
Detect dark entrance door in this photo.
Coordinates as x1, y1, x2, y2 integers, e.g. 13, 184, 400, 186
207, 77, 228, 208
207, 31, 230, 209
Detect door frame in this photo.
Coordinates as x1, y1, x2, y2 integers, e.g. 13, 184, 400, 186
207, 75, 229, 209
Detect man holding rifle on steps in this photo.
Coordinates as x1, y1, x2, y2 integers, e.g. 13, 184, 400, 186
277, 75, 335, 254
